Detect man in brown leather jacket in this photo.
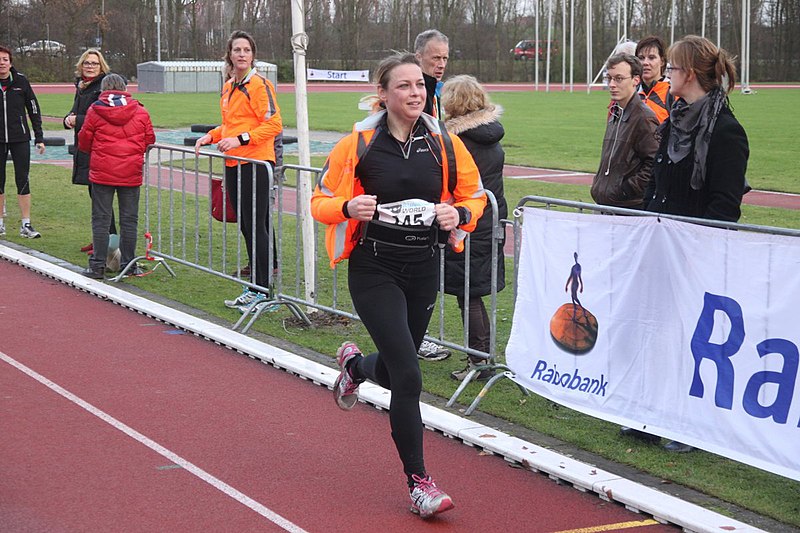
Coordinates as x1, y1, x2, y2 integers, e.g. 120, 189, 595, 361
591, 53, 659, 210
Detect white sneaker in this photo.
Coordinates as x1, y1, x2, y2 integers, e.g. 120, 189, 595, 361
224, 287, 260, 308
19, 223, 41, 238
417, 340, 451, 361
0, 223, 5, 236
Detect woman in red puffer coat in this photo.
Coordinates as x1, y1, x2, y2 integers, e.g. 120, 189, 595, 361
78, 73, 155, 279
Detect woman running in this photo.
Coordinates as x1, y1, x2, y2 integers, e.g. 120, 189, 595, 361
311, 53, 485, 519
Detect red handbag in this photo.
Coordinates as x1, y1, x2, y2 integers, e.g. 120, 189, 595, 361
211, 179, 237, 223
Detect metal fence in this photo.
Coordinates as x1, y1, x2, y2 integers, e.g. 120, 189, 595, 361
139, 143, 522, 412
139, 147, 800, 416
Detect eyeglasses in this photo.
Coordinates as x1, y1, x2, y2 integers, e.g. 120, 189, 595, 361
82, 61, 101, 67
665, 65, 684, 74
603, 75, 632, 84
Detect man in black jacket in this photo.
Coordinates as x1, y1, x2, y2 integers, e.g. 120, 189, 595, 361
414, 29, 449, 120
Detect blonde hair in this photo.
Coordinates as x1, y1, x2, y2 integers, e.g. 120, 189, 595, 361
668, 35, 736, 94
73, 49, 110, 78
440, 75, 494, 119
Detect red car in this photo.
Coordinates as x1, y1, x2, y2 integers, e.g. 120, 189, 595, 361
510, 40, 557, 60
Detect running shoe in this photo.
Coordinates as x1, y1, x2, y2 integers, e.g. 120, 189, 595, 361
19, 223, 41, 238
0, 223, 5, 237
333, 341, 363, 410
122, 263, 145, 277
409, 474, 454, 518
417, 340, 451, 361
236, 294, 278, 314
224, 287, 261, 308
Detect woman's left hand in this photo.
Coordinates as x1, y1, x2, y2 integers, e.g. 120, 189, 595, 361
435, 203, 459, 231
35, 143, 45, 155
216, 136, 242, 153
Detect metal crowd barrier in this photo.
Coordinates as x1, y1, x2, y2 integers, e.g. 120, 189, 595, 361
140, 144, 523, 413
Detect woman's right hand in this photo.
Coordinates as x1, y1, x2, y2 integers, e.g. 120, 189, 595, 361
346, 194, 377, 221
64, 114, 76, 129
194, 133, 212, 155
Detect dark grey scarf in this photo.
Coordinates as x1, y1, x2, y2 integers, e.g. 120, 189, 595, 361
667, 87, 727, 190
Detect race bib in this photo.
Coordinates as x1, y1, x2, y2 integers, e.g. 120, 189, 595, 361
376, 199, 436, 227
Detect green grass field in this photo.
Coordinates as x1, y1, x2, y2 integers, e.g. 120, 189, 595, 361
21, 89, 800, 527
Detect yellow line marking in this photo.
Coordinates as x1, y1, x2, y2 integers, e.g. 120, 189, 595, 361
552, 519, 659, 533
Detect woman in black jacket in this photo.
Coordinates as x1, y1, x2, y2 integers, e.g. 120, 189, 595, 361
644, 35, 748, 222
441, 75, 507, 381
0, 45, 44, 238
64, 48, 114, 251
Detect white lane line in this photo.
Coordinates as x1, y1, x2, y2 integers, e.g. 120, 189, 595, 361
0, 350, 309, 533
505, 172, 592, 180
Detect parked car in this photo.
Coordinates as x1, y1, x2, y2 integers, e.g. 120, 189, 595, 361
510, 40, 557, 60
15, 40, 66, 57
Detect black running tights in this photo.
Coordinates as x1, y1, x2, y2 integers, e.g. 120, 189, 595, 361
347, 244, 439, 477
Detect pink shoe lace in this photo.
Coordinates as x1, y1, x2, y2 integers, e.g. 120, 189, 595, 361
410, 474, 454, 518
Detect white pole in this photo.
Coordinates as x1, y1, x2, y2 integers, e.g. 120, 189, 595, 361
716, 0, 721, 47
670, 0, 675, 44
623, 0, 627, 39
569, 0, 574, 92
156, 0, 161, 61
546, 0, 552, 92
561, 0, 566, 91
702, 0, 707, 38
741, 0, 752, 94
741, 0, 746, 91
586, 0, 592, 93
290, 0, 317, 307
534, 0, 539, 90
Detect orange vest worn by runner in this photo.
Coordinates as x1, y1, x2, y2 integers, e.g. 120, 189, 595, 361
311, 111, 486, 267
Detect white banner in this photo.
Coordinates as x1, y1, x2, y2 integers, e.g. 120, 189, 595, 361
506, 208, 800, 481
306, 68, 370, 82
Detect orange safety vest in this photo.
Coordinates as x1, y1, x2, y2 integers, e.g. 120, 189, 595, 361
638, 79, 673, 124
311, 111, 486, 267
208, 69, 282, 166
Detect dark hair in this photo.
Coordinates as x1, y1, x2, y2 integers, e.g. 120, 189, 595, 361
635, 35, 667, 77
0, 45, 12, 63
607, 53, 643, 79
668, 35, 736, 93
374, 52, 421, 88
101, 73, 127, 91
414, 29, 448, 55
224, 30, 257, 75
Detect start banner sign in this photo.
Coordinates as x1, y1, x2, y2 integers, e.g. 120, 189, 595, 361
307, 69, 369, 82
506, 207, 800, 481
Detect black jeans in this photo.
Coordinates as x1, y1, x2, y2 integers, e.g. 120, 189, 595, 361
89, 184, 140, 270
88, 183, 117, 235
456, 295, 491, 358
225, 162, 274, 289
348, 244, 439, 477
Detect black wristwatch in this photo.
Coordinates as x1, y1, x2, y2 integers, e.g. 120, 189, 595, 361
237, 132, 250, 145
456, 206, 471, 227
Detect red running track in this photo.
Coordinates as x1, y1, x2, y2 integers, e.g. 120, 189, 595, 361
0, 259, 677, 532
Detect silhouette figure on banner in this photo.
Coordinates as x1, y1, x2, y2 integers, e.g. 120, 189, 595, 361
550, 252, 598, 354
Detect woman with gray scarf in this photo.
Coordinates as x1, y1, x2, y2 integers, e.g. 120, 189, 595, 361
644, 35, 749, 222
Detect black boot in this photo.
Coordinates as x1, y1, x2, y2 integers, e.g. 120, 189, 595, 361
81, 265, 105, 279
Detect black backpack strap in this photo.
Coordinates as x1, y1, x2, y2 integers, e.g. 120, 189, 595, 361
437, 120, 458, 194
